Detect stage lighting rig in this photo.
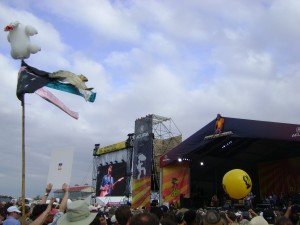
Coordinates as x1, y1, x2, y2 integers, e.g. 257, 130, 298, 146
93, 144, 100, 156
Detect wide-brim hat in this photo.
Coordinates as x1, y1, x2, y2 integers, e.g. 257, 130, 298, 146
58, 200, 97, 225
203, 210, 225, 225
249, 216, 268, 225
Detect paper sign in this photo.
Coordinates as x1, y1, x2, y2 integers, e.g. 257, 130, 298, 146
47, 147, 74, 189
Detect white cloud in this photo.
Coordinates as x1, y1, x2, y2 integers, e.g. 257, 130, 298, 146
0, 0, 299, 197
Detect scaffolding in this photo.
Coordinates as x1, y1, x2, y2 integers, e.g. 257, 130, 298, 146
91, 114, 182, 203
150, 114, 182, 191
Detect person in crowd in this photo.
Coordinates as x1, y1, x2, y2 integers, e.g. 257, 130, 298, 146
3, 205, 21, 225
248, 209, 258, 219
284, 205, 300, 225
57, 200, 97, 225
129, 212, 159, 225
31, 183, 69, 225
249, 216, 268, 225
225, 212, 239, 225
150, 206, 163, 221
275, 217, 293, 225
211, 195, 219, 207
262, 209, 276, 224
89, 211, 107, 225
161, 211, 177, 224
20, 205, 32, 225
240, 219, 250, 225
175, 210, 185, 225
4, 200, 55, 225
115, 205, 132, 225
203, 210, 226, 225
184, 209, 197, 225
0, 215, 4, 225
160, 217, 177, 225
30, 198, 57, 225
0, 206, 7, 222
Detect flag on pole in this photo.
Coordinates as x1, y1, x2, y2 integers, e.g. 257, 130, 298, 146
35, 88, 79, 119
17, 60, 96, 119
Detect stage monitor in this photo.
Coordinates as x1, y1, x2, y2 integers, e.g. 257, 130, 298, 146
96, 162, 126, 197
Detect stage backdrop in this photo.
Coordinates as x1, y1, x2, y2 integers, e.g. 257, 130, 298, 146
161, 162, 190, 207
96, 162, 126, 197
132, 116, 153, 209
258, 157, 300, 196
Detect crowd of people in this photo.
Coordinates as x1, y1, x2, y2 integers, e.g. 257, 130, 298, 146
0, 184, 299, 225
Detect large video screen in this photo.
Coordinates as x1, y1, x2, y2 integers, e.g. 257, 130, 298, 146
96, 162, 127, 197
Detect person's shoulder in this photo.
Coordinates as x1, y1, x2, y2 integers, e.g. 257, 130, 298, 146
49, 211, 64, 225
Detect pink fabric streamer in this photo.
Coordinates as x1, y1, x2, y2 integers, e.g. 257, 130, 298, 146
35, 88, 79, 120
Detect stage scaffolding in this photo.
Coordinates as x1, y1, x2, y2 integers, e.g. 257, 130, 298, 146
150, 114, 182, 191
91, 114, 182, 203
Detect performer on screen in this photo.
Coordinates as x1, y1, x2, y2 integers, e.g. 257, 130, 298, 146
99, 164, 124, 197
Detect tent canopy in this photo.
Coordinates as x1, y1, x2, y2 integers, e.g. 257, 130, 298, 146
160, 117, 300, 168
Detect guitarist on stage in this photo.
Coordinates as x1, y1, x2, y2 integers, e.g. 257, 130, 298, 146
100, 164, 124, 197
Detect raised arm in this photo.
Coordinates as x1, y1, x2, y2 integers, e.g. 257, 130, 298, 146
40, 183, 53, 204
30, 198, 55, 225
59, 183, 69, 213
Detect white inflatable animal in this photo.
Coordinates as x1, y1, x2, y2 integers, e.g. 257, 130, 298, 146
4, 21, 41, 59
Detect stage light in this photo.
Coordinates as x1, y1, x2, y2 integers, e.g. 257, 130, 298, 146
178, 158, 182, 162
222, 140, 233, 149
93, 143, 100, 156
200, 161, 204, 166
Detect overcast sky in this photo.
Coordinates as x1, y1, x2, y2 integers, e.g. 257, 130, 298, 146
0, 0, 300, 198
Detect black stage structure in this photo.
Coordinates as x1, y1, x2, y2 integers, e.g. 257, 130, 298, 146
160, 117, 300, 209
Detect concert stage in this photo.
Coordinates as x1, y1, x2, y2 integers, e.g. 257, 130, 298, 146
160, 117, 300, 208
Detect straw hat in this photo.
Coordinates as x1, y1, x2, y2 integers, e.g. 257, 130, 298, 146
58, 200, 97, 225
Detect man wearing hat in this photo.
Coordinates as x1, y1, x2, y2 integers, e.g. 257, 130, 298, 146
203, 210, 226, 225
4, 206, 21, 225
57, 200, 97, 225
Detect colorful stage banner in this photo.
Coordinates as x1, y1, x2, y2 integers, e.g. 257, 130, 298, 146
132, 116, 153, 208
161, 162, 190, 207
259, 157, 300, 196
96, 141, 126, 155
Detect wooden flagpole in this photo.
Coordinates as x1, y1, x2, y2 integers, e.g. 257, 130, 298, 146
21, 95, 26, 225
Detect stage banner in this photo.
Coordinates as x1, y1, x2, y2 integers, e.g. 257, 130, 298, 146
258, 157, 300, 196
96, 162, 126, 197
132, 116, 153, 209
161, 163, 190, 207
96, 141, 126, 155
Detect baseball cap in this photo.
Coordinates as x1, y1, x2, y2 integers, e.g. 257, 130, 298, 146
7, 206, 21, 213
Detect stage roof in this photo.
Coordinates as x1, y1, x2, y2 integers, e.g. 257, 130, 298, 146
160, 117, 300, 168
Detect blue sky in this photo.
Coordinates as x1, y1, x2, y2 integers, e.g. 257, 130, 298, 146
0, 0, 300, 197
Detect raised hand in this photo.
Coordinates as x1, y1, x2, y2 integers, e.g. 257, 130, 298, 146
46, 183, 53, 193
62, 183, 69, 192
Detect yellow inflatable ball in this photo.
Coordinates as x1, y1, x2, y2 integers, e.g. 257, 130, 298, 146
222, 169, 252, 199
